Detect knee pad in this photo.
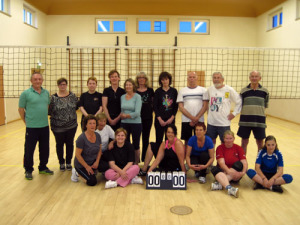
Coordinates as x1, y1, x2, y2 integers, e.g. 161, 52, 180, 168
232, 161, 243, 172
211, 166, 222, 177
282, 174, 293, 184
246, 169, 257, 179
87, 176, 97, 186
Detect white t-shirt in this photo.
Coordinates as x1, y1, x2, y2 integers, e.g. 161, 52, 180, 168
95, 125, 115, 152
177, 86, 207, 123
204, 85, 242, 126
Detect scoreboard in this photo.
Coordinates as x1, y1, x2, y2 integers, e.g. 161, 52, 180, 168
146, 171, 186, 190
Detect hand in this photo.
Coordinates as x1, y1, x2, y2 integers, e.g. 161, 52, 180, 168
108, 141, 114, 150
262, 178, 269, 188
110, 118, 118, 126
120, 113, 127, 119
85, 166, 94, 175
227, 113, 235, 121
166, 117, 174, 125
91, 161, 99, 169
189, 121, 196, 127
114, 173, 120, 179
158, 118, 167, 127
120, 170, 128, 180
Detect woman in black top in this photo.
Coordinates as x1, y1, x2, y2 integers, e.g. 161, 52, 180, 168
78, 77, 102, 130
136, 72, 154, 162
153, 71, 178, 144
49, 78, 78, 171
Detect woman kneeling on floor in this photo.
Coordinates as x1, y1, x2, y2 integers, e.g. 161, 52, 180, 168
139, 124, 186, 174
246, 135, 293, 193
71, 115, 102, 186
186, 123, 214, 184
210, 130, 248, 198
104, 128, 142, 188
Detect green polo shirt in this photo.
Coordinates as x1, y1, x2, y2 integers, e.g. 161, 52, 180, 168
19, 86, 50, 128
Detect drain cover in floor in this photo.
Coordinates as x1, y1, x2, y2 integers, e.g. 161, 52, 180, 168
170, 206, 193, 215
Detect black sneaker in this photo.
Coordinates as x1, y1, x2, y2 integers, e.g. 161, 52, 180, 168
25, 171, 33, 180
195, 171, 200, 178
138, 169, 147, 176
253, 183, 264, 190
66, 164, 72, 171
60, 164, 66, 171
271, 185, 283, 193
39, 168, 54, 175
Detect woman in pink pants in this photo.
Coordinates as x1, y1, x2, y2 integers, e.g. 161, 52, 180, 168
104, 128, 142, 188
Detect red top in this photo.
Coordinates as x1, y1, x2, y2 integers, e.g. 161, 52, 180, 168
216, 144, 246, 168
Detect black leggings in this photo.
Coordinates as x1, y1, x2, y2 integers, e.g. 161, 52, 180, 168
190, 151, 210, 177
75, 166, 97, 186
211, 161, 243, 177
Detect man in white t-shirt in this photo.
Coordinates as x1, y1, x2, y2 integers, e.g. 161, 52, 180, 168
177, 71, 208, 146
204, 72, 242, 144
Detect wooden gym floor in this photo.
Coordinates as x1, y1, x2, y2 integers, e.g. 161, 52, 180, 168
0, 112, 299, 225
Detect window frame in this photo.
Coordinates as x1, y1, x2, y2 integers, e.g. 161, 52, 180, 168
0, 0, 10, 16
95, 18, 127, 34
267, 8, 283, 31
23, 5, 37, 28
136, 19, 169, 34
177, 19, 210, 35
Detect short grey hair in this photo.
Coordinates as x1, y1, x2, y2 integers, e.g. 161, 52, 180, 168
249, 70, 261, 77
31, 72, 43, 80
212, 72, 224, 79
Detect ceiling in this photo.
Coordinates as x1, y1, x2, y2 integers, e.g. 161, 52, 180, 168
24, 0, 286, 17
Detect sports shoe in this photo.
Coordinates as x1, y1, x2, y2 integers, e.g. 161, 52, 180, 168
138, 169, 147, 176
60, 164, 65, 171
199, 176, 206, 184
228, 187, 239, 198
253, 183, 264, 190
71, 168, 79, 182
131, 176, 143, 184
66, 164, 72, 171
271, 185, 283, 193
211, 182, 223, 191
39, 168, 54, 175
105, 180, 117, 189
25, 171, 33, 180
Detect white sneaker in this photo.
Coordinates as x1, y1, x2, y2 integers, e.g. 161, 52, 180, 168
71, 168, 79, 182
199, 176, 206, 184
105, 180, 117, 189
228, 187, 239, 198
131, 176, 143, 184
211, 182, 222, 191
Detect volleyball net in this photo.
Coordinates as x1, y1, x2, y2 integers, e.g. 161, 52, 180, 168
0, 46, 299, 98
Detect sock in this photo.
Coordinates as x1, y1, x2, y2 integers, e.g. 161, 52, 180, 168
225, 185, 232, 190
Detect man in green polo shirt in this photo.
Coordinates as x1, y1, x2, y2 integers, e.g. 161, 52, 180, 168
19, 72, 54, 180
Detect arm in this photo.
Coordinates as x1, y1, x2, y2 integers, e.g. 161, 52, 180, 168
205, 148, 214, 168
102, 96, 113, 124
174, 140, 186, 173
148, 142, 165, 172
94, 106, 103, 116
91, 145, 102, 169
18, 108, 26, 124
79, 106, 89, 117
75, 147, 94, 175
217, 158, 231, 174
255, 163, 270, 188
228, 89, 242, 120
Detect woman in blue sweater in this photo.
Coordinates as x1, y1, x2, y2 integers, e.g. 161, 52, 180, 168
120, 78, 142, 164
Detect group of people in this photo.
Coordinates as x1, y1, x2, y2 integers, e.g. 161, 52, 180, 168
18, 69, 293, 195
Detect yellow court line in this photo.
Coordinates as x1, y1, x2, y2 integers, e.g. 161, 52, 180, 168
0, 127, 25, 139
268, 121, 300, 135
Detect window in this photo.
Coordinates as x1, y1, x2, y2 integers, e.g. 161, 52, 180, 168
96, 19, 127, 33
0, 0, 10, 15
23, 5, 37, 27
268, 9, 282, 30
137, 19, 168, 33
178, 20, 209, 34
